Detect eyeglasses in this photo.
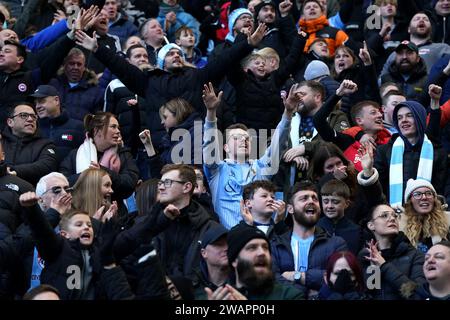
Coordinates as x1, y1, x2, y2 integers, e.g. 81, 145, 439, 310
11, 112, 38, 121
157, 179, 186, 188
411, 190, 434, 200
373, 212, 400, 221
228, 134, 251, 142
237, 15, 252, 21
42, 186, 74, 195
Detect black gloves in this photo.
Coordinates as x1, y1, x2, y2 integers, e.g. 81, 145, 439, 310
330, 269, 356, 294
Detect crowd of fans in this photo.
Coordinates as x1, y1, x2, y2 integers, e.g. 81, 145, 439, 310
0, 0, 450, 301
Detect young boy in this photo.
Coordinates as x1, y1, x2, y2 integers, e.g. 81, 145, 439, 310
317, 179, 361, 254
228, 29, 307, 134
175, 26, 207, 68
19, 191, 134, 300
239, 180, 287, 239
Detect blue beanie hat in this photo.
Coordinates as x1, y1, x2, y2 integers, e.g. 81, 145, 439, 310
393, 100, 427, 142
157, 43, 185, 70
225, 8, 253, 42
304, 60, 330, 80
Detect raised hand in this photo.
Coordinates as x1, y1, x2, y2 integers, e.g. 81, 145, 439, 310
333, 165, 348, 180
358, 141, 375, 176
359, 133, 376, 149
248, 23, 267, 47
80, 6, 101, 31
279, 0, 293, 17
271, 200, 286, 224
336, 80, 358, 97
282, 83, 301, 117
93, 205, 105, 221
202, 82, 223, 111
165, 11, 177, 25
19, 192, 40, 207
139, 129, 152, 145
429, 84, 443, 110
102, 201, 118, 222
139, 129, 156, 157
163, 204, 181, 220
75, 30, 98, 52
50, 193, 73, 215
364, 239, 385, 266
359, 41, 372, 66
240, 199, 254, 226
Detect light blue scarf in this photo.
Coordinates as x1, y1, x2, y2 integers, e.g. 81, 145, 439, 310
389, 134, 434, 207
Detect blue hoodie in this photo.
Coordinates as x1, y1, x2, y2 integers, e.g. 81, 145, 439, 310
393, 100, 427, 149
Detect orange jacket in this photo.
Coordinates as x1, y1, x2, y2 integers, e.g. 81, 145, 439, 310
342, 126, 392, 145
298, 15, 349, 56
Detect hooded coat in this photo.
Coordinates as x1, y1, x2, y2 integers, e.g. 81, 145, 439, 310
374, 101, 447, 199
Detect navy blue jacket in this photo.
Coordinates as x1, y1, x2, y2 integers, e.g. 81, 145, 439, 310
38, 110, 84, 164
271, 226, 348, 296
317, 216, 362, 255
108, 12, 139, 43
160, 112, 203, 165
49, 72, 104, 122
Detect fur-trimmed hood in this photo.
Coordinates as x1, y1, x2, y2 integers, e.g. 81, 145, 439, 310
56, 67, 99, 86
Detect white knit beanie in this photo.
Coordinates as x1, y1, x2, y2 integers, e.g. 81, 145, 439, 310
157, 43, 184, 70
404, 178, 436, 203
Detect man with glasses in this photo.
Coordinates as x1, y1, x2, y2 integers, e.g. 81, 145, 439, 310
202, 81, 296, 230
155, 164, 218, 277
2, 103, 58, 185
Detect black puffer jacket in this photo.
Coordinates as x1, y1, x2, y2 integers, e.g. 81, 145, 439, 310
0, 161, 34, 236
358, 232, 426, 300
103, 79, 150, 155
334, 63, 381, 120
2, 127, 58, 186
93, 34, 255, 119
154, 200, 218, 279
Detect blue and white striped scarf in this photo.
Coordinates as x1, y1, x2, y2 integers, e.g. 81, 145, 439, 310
389, 134, 434, 207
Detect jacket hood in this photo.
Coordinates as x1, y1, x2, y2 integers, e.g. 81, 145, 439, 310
393, 100, 426, 146
182, 200, 212, 230
57, 67, 99, 86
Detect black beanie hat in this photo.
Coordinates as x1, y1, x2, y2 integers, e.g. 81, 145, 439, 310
227, 225, 269, 265
254, 0, 277, 18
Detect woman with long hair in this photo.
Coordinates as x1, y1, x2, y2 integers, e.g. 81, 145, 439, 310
71, 168, 115, 220
400, 179, 450, 253
60, 111, 139, 222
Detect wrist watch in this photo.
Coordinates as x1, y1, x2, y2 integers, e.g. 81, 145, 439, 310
294, 271, 302, 284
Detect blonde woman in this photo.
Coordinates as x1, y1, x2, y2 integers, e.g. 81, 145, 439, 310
72, 168, 117, 222
400, 179, 450, 253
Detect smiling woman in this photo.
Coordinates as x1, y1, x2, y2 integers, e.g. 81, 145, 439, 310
72, 168, 113, 218
400, 179, 450, 252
